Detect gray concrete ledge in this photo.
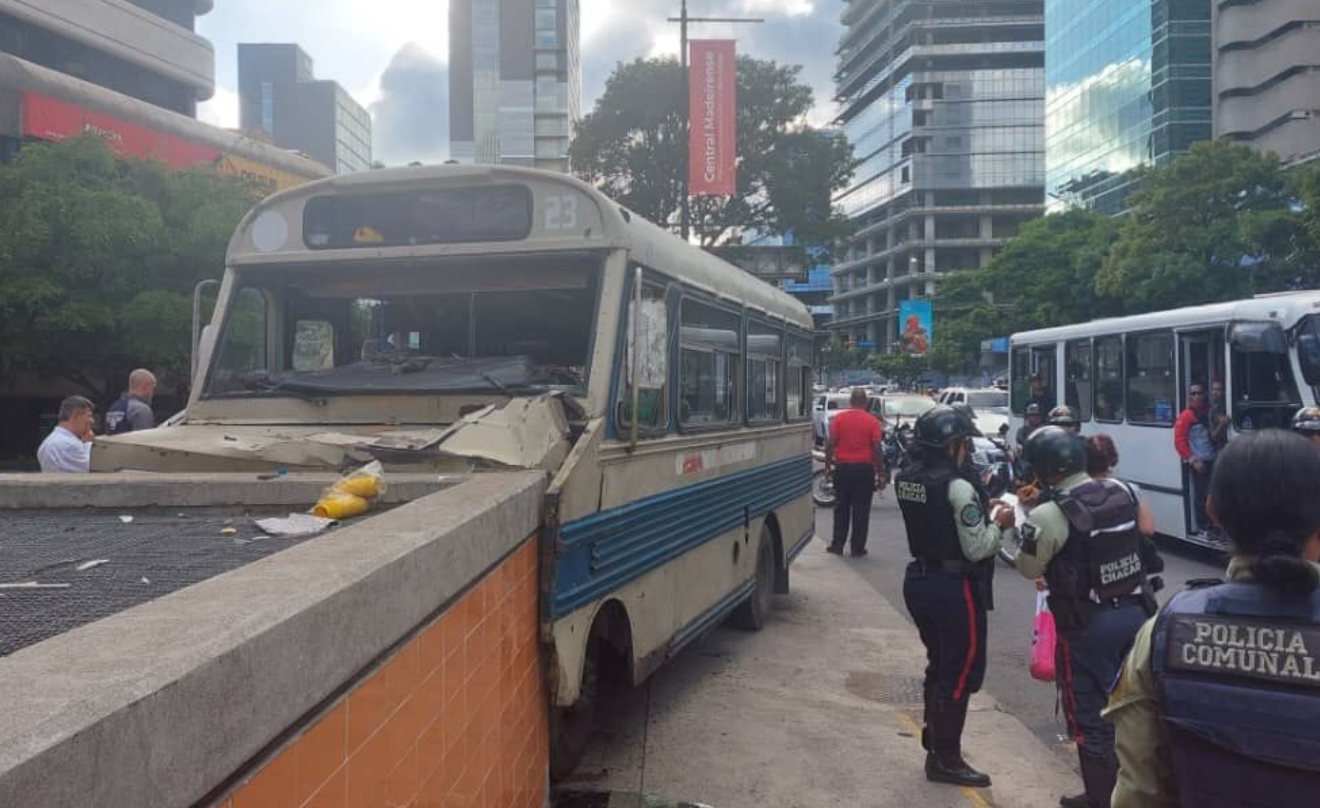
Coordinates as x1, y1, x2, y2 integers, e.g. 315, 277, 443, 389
0, 472, 463, 510
0, 470, 547, 808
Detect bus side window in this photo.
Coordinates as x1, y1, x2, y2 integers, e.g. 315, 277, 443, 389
679, 299, 741, 428
617, 284, 669, 434
1010, 346, 1030, 414
1094, 336, 1125, 422
748, 322, 783, 423
786, 335, 812, 421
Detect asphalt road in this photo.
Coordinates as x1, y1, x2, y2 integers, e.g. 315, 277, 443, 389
820, 492, 1227, 763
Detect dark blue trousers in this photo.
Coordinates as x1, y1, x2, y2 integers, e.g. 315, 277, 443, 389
903, 563, 988, 702
1057, 601, 1147, 760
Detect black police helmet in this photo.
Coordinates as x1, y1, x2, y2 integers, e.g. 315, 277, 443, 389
914, 404, 982, 449
1048, 405, 1081, 427
1023, 425, 1087, 478
1293, 407, 1320, 435
1025, 402, 1045, 418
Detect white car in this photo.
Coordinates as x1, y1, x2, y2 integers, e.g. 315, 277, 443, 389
812, 392, 886, 449
936, 387, 1011, 437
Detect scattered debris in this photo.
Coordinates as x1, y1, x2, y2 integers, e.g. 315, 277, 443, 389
118, 515, 134, 524
0, 582, 72, 590
220, 527, 238, 536
254, 514, 337, 539
141, 577, 151, 584
75, 560, 110, 572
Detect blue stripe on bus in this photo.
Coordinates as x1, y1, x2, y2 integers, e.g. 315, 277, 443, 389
667, 579, 756, 657
786, 527, 815, 563
552, 454, 813, 619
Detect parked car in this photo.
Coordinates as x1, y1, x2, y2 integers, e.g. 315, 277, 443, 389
876, 393, 938, 429
935, 387, 1010, 437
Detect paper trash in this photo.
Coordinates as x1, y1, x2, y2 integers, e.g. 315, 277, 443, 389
255, 513, 338, 539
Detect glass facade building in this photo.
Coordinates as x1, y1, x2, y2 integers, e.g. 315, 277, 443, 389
1045, 0, 1212, 213
829, 0, 1046, 352
238, 43, 372, 174
450, 0, 580, 172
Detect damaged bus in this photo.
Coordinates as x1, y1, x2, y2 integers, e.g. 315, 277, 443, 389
94, 165, 817, 776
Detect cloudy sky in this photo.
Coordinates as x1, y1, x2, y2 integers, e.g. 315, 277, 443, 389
198, 0, 842, 166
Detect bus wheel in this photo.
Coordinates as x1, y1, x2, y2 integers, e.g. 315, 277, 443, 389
732, 526, 775, 631
549, 633, 600, 782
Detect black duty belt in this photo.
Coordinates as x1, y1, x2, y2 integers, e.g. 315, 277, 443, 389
1087, 593, 1146, 609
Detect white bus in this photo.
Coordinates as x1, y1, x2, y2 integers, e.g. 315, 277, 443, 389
99, 165, 817, 775
1009, 292, 1320, 547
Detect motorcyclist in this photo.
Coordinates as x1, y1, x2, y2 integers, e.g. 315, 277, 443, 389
1048, 405, 1083, 435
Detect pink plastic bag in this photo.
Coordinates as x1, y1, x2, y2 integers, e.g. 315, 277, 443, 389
1030, 591, 1057, 683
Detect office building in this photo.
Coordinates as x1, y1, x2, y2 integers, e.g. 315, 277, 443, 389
449, 0, 581, 171
1046, 0, 1213, 213
238, 43, 372, 174
1213, 0, 1320, 166
0, 0, 214, 116
829, 0, 1046, 352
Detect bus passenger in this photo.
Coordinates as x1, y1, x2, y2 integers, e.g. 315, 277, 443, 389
1016, 427, 1153, 808
896, 405, 1015, 789
1174, 382, 1217, 540
1106, 430, 1320, 807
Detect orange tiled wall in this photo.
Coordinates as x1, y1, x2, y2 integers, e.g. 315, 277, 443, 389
220, 538, 547, 808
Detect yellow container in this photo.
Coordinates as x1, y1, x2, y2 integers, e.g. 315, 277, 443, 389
331, 476, 381, 499
312, 492, 371, 520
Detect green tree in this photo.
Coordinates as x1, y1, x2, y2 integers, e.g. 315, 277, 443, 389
570, 56, 855, 252
932, 209, 1119, 365
869, 352, 930, 390
1096, 141, 1307, 311
0, 136, 262, 403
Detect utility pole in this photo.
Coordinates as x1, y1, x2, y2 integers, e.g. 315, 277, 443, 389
668, 2, 762, 242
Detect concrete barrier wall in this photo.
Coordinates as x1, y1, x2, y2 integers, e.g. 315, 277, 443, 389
0, 471, 548, 808
217, 539, 547, 808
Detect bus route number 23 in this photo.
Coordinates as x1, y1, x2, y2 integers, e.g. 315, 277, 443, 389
544, 195, 580, 232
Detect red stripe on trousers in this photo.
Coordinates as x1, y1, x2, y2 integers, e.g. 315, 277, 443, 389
1059, 636, 1084, 746
953, 578, 978, 702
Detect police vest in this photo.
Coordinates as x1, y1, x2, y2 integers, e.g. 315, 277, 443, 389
104, 395, 133, 436
1151, 581, 1320, 807
1046, 479, 1144, 601
895, 461, 964, 564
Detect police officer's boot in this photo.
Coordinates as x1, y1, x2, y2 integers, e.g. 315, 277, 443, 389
925, 697, 991, 788
1077, 753, 1118, 808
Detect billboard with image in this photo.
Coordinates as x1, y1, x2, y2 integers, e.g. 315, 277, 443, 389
898, 299, 933, 356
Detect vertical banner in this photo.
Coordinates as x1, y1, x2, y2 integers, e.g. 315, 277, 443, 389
689, 40, 737, 196
898, 299, 934, 356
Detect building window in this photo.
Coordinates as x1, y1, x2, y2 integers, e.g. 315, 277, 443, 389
536, 52, 561, 71
260, 82, 275, 135
536, 29, 559, 48
535, 8, 556, 30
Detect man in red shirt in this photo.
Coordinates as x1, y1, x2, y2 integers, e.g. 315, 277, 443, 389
825, 389, 887, 556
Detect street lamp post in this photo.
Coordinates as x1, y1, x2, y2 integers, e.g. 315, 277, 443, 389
668, 2, 762, 242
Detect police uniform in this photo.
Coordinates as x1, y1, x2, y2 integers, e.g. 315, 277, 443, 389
1018, 470, 1153, 808
1106, 558, 1320, 807
896, 406, 1013, 788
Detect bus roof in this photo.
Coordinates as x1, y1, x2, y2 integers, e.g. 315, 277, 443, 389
227, 164, 814, 330
1011, 290, 1320, 345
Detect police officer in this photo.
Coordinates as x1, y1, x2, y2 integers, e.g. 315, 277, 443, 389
1292, 406, 1320, 448
896, 405, 1016, 788
1016, 426, 1154, 808
1049, 404, 1083, 435
1107, 430, 1320, 806
1016, 402, 1046, 455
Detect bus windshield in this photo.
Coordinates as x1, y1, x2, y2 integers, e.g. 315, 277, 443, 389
205, 256, 601, 400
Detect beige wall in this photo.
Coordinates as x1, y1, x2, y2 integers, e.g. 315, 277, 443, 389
0, 0, 215, 100
1213, 0, 1320, 163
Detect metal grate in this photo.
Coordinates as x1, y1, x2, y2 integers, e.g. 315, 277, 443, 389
844, 671, 926, 707
0, 509, 330, 658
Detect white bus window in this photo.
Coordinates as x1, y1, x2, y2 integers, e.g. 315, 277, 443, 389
1095, 336, 1125, 422
786, 335, 812, 421
1127, 332, 1176, 426
680, 300, 741, 427
211, 287, 269, 393
618, 284, 669, 433
1010, 347, 1031, 414
1065, 339, 1093, 421
747, 323, 783, 423
1230, 322, 1301, 430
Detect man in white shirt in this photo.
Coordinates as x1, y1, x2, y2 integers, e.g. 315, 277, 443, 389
37, 396, 96, 473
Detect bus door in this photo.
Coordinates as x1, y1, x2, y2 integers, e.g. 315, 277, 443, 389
1177, 328, 1226, 536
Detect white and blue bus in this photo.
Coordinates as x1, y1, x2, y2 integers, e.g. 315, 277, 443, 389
1010, 292, 1320, 547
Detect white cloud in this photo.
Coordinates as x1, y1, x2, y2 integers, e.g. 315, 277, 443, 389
197, 85, 239, 129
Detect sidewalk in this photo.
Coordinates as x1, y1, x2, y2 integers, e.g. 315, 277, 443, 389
566, 538, 1079, 808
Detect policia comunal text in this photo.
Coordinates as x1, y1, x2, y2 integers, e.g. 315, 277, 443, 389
895, 405, 1016, 788
1105, 429, 1320, 808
